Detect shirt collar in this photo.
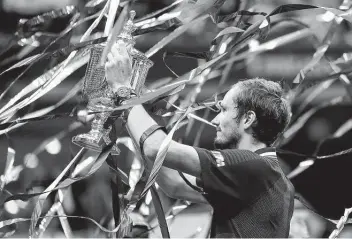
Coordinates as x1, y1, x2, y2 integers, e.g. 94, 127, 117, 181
255, 147, 277, 157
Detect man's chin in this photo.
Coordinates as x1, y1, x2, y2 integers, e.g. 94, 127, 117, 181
214, 139, 227, 150
214, 138, 238, 150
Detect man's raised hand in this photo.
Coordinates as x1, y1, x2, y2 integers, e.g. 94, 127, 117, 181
105, 40, 133, 92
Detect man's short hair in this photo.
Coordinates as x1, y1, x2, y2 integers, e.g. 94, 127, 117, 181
234, 78, 291, 146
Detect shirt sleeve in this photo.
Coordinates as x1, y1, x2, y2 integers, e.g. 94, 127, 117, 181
194, 147, 281, 204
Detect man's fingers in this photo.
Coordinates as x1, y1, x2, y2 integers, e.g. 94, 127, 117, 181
107, 52, 113, 62
112, 44, 128, 58
107, 52, 117, 65
111, 44, 120, 58
106, 43, 133, 77
105, 60, 112, 69
109, 48, 130, 64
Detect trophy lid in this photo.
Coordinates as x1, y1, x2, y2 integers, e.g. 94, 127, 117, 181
117, 10, 136, 46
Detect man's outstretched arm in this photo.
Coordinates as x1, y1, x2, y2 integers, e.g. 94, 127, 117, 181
126, 106, 207, 203
105, 42, 202, 178
126, 105, 202, 178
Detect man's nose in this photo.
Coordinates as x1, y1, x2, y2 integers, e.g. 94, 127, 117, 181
211, 114, 220, 126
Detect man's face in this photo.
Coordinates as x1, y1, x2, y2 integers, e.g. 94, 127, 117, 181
211, 86, 244, 149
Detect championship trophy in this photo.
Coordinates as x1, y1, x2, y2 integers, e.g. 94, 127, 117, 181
72, 11, 153, 154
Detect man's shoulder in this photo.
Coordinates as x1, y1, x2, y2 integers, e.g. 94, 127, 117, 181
195, 147, 281, 172
211, 148, 271, 166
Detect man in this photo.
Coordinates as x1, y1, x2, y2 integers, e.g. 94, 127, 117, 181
105, 42, 295, 238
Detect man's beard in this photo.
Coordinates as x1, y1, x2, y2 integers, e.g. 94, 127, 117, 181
214, 133, 241, 150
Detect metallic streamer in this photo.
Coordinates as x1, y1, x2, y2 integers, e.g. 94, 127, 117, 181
145, 15, 209, 58
0, 214, 125, 234
29, 148, 86, 238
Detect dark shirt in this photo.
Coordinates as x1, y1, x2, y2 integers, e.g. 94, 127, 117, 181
195, 147, 294, 238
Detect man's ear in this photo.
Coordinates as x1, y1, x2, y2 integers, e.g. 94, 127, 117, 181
244, 111, 256, 129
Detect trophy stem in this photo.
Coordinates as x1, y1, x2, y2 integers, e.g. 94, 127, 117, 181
91, 111, 109, 132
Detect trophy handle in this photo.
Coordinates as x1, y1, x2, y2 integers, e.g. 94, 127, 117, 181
82, 45, 114, 99
130, 48, 154, 96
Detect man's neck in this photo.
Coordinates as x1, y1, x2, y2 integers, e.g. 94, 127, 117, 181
235, 134, 267, 152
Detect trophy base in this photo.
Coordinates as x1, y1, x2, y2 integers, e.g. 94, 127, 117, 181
72, 134, 120, 155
